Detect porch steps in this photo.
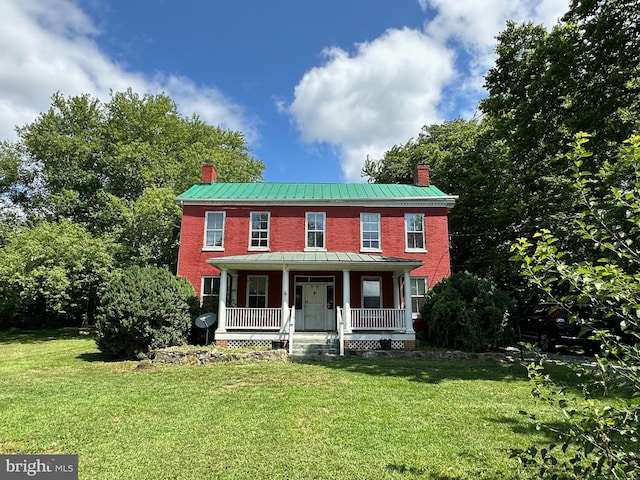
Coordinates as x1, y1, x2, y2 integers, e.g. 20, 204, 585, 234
290, 332, 339, 359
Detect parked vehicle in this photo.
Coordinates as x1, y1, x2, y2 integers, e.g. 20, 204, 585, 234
518, 302, 599, 353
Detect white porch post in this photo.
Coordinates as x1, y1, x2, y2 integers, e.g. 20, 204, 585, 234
343, 269, 352, 333
281, 267, 290, 332
403, 270, 415, 333
217, 269, 228, 333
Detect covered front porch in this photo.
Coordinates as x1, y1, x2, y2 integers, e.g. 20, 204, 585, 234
207, 252, 422, 354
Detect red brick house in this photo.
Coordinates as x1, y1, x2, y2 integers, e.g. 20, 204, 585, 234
176, 162, 456, 354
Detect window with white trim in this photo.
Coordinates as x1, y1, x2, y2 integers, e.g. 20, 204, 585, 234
201, 276, 220, 310
405, 213, 425, 251
360, 213, 381, 251
204, 211, 225, 249
362, 277, 382, 308
305, 212, 325, 250
410, 277, 428, 318
247, 276, 268, 308
249, 212, 270, 250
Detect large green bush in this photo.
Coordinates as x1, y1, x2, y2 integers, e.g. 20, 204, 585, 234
95, 266, 196, 359
0, 220, 114, 328
420, 271, 514, 352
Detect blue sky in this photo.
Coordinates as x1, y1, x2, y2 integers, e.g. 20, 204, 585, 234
0, 0, 568, 183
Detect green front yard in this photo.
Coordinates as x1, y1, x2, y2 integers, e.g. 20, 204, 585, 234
0, 330, 567, 479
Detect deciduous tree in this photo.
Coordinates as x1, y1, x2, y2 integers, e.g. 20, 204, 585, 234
11, 89, 265, 269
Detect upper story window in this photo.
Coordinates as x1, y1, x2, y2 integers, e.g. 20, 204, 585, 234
204, 211, 225, 250
405, 213, 425, 251
360, 213, 381, 251
249, 212, 270, 250
305, 212, 326, 251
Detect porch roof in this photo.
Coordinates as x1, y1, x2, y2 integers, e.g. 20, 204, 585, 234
206, 251, 422, 272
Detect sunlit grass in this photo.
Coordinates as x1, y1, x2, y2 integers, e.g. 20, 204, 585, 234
0, 329, 568, 479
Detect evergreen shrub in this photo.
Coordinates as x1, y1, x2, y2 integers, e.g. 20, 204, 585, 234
95, 266, 196, 358
420, 271, 514, 352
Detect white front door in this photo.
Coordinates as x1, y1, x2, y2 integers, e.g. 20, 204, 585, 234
303, 284, 325, 330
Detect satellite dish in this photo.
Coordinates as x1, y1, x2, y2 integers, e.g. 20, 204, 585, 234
195, 312, 217, 328
194, 312, 217, 345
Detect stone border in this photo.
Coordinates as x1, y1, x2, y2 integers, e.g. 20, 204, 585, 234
349, 347, 520, 362
151, 346, 524, 364
152, 348, 288, 365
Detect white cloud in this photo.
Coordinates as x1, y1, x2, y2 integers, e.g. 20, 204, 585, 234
424, 0, 569, 77
0, 0, 255, 142
287, 0, 569, 182
154, 74, 260, 144
288, 28, 455, 181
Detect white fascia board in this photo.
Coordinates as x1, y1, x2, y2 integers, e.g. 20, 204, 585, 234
178, 196, 458, 208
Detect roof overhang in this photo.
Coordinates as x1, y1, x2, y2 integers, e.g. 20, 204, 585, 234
206, 251, 423, 272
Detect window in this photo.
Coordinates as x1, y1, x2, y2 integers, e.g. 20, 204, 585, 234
410, 278, 428, 318
405, 213, 425, 250
247, 276, 267, 308
305, 212, 325, 250
204, 211, 225, 249
362, 278, 382, 308
201, 276, 220, 310
361, 213, 381, 251
249, 212, 270, 250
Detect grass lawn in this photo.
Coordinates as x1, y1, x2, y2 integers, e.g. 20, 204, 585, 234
0, 329, 571, 479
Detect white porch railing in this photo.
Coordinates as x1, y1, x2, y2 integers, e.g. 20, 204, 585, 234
225, 306, 406, 332
351, 308, 406, 331
226, 307, 281, 330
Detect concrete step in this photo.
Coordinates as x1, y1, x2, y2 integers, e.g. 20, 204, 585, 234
290, 333, 339, 358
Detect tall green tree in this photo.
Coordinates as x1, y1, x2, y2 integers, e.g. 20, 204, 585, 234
364, 0, 639, 303
363, 119, 522, 292
11, 90, 265, 269
481, 0, 640, 223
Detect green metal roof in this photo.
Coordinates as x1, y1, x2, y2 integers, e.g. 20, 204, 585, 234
206, 251, 423, 271
177, 182, 453, 202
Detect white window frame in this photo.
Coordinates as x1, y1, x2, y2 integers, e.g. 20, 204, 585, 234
305, 212, 326, 251
201, 276, 221, 310
249, 211, 270, 251
410, 277, 428, 319
203, 211, 225, 251
247, 275, 268, 308
362, 277, 382, 309
360, 212, 381, 252
405, 213, 426, 252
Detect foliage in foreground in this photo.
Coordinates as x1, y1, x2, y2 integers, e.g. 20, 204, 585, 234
510, 134, 640, 479
420, 271, 514, 352
95, 266, 196, 359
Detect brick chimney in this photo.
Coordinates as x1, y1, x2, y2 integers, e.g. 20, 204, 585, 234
413, 164, 430, 186
201, 161, 217, 184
